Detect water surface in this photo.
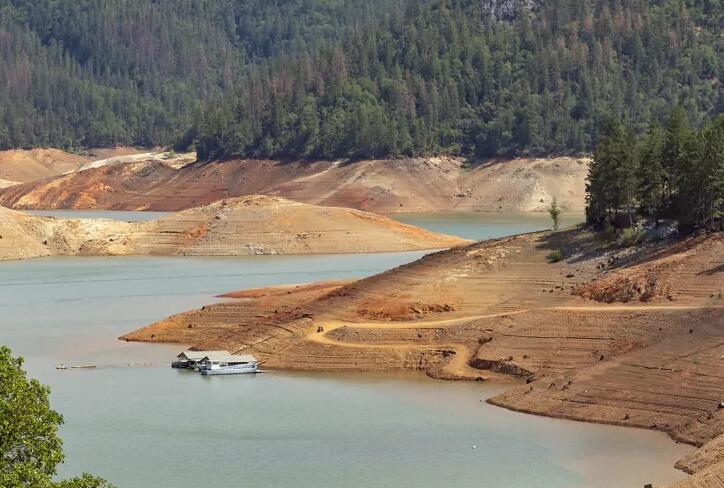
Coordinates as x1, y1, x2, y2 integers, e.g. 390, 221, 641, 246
0, 217, 690, 488
391, 211, 585, 240
27, 209, 170, 221
24, 209, 585, 241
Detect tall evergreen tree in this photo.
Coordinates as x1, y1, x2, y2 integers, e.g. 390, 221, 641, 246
587, 111, 724, 232
637, 126, 666, 225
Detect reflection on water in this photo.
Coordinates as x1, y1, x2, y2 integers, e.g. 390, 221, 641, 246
0, 215, 689, 488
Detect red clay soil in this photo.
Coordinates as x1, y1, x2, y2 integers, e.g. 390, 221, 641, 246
0, 156, 588, 213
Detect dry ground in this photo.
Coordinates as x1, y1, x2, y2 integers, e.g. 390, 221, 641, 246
0, 196, 467, 260
0, 156, 588, 213
0, 148, 90, 184
122, 228, 724, 486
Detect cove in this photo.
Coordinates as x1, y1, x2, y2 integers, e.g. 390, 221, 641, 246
0, 213, 689, 488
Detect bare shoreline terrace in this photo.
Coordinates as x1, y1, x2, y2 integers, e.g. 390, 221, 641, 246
1, 246, 695, 488
123, 226, 724, 487
0, 195, 468, 261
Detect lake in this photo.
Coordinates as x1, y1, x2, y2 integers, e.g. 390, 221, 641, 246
391, 211, 585, 240
26, 208, 585, 241
0, 212, 690, 488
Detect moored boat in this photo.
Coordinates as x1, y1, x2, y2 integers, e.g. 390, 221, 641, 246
198, 354, 259, 375
172, 350, 230, 369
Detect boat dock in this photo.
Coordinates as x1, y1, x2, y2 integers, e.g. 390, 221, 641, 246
172, 350, 260, 375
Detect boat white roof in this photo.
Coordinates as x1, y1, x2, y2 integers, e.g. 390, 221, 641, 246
177, 350, 230, 360
201, 354, 257, 363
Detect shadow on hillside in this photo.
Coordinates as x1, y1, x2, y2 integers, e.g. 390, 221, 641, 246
700, 264, 724, 276
532, 225, 711, 271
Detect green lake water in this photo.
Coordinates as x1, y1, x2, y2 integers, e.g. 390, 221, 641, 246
391, 211, 585, 240
0, 212, 690, 488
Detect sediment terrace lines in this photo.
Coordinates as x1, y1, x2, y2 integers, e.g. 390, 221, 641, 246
295, 305, 721, 381
489, 307, 724, 443
551, 305, 722, 312
0, 196, 469, 260
0, 156, 588, 213
122, 228, 723, 485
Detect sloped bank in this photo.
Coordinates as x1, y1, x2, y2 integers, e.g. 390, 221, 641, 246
0, 195, 468, 261
123, 228, 724, 486
0, 156, 588, 213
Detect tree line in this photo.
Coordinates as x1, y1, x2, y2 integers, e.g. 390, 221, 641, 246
0, 0, 721, 160
0, 0, 395, 149
586, 110, 724, 231
192, 0, 722, 160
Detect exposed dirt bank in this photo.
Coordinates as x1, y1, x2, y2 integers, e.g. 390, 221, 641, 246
0, 156, 588, 213
0, 196, 467, 261
666, 434, 724, 487
0, 178, 20, 188
122, 228, 723, 484
0, 148, 90, 184
0, 147, 178, 188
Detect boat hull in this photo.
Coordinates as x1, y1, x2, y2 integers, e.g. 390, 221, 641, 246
200, 367, 259, 376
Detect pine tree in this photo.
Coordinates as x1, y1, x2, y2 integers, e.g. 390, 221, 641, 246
637, 126, 666, 225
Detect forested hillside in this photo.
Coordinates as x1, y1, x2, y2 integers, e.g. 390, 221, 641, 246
587, 110, 723, 231
0, 0, 395, 148
0, 0, 722, 160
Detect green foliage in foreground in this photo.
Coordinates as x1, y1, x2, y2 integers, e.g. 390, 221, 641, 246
587, 111, 724, 231
0, 346, 113, 488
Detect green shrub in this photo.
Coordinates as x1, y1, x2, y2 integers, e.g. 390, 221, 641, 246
602, 221, 616, 237
547, 249, 563, 263
620, 228, 644, 248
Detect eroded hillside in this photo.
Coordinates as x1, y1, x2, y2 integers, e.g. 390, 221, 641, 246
0, 196, 467, 260
122, 228, 724, 484
0, 156, 588, 213
0, 149, 90, 184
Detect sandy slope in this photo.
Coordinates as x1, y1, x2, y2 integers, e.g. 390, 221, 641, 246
0, 196, 467, 260
122, 228, 723, 484
0, 178, 20, 188
0, 148, 90, 183
0, 156, 589, 213
0, 147, 193, 189
76, 150, 196, 172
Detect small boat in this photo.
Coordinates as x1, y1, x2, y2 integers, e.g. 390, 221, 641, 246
198, 354, 259, 375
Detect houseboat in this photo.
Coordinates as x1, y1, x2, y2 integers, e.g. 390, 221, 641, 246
172, 350, 230, 369
198, 354, 259, 375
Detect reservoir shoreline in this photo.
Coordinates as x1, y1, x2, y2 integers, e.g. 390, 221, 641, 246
2, 211, 708, 487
